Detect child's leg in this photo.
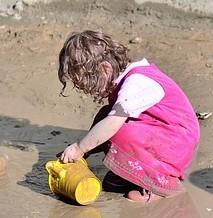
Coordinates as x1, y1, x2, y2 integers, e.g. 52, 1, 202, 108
103, 171, 164, 202
103, 171, 163, 201
103, 171, 138, 193
103, 171, 185, 203
127, 182, 185, 203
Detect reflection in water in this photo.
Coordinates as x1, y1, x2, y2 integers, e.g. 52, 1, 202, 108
48, 192, 200, 218
119, 192, 200, 218
48, 203, 102, 218
127, 192, 200, 218
189, 168, 213, 194
48, 191, 123, 218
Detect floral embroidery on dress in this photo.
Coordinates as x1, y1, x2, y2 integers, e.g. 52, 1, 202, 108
157, 176, 169, 185
128, 160, 143, 171
110, 145, 118, 154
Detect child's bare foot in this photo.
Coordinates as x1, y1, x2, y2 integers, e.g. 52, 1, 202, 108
127, 184, 186, 203
127, 190, 163, 203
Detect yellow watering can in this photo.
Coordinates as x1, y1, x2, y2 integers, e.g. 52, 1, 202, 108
45, 159, 101, 205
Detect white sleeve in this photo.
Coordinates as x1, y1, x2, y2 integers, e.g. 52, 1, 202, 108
108, 74, 165, 118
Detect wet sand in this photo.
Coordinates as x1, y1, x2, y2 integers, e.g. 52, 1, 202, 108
0, 144, 204, 218
0, 0, 213, 217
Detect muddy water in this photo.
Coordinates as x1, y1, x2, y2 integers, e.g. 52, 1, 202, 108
0, 117, 210, 218
0, 143, 204, 218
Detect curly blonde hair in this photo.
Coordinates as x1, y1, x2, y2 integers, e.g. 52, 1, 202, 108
58, 30, 129, 101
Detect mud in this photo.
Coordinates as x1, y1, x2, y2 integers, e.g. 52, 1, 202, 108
0, 0, 213, 217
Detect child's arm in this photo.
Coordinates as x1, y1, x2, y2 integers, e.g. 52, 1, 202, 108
60, 115, 127, 163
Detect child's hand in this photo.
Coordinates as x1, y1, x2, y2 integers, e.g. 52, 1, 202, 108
60, 143, 84, 163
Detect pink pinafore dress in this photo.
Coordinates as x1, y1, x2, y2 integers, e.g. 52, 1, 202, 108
103, 64, 200, 196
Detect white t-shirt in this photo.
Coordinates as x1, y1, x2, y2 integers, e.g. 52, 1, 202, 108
108, 59, 165, 118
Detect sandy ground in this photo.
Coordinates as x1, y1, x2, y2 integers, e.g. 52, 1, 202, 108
0, 0, 213, 217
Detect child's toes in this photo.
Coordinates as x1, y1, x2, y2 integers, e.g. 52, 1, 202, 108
127, 190, 147, 202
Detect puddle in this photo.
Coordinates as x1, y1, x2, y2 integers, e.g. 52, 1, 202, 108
0, 144, 201, 218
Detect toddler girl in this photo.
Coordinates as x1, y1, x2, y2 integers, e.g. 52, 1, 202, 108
58, 30, 200, 202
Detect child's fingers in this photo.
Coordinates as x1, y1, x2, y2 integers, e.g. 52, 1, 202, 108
63, 154, 68, 163
56, 143, 72, 158
60, 152, 65, 162
68, 156, 74, 163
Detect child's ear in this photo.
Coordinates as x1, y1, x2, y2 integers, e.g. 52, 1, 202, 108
99, 61, 113, 76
